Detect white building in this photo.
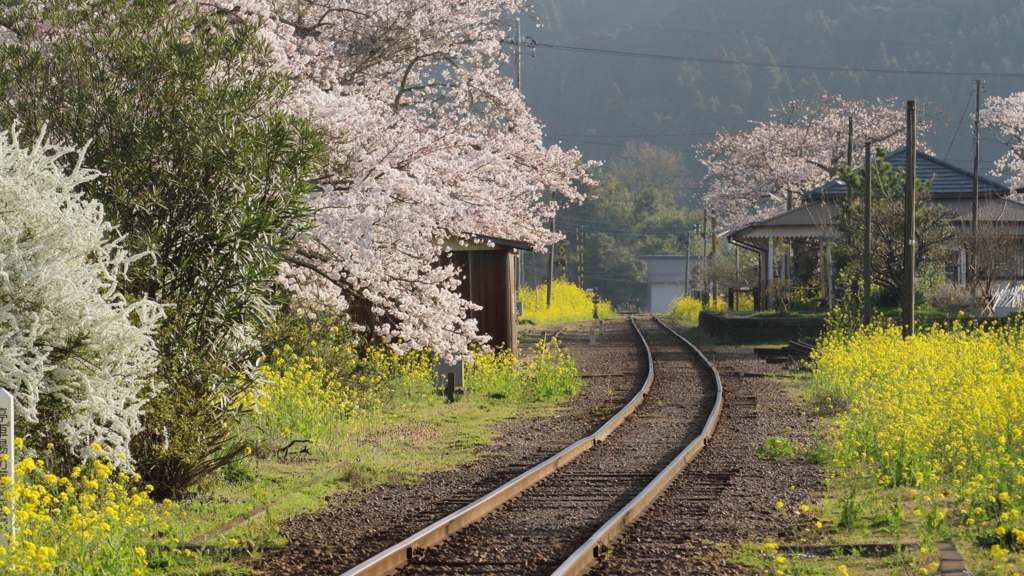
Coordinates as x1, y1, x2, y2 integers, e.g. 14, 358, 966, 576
639, 255, 698, 313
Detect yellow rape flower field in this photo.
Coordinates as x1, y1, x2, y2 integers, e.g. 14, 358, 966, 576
793, 319, 1024, 576
0, 448, 186, 575
518, 280, 615, 325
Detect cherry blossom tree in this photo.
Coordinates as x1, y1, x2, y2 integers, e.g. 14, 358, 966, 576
697, 94, 913, 229
213, 0, 595, 359
980, 92, 1024, 191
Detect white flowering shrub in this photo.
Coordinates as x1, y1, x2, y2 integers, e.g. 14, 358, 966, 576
0, 126, 163, 462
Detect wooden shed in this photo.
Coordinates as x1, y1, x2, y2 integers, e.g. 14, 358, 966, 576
441, 235, 530, 355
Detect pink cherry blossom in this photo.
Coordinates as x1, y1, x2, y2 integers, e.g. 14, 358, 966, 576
207, 0, 596, 359
697, 94, 915, 229
980, 92, 1024, 192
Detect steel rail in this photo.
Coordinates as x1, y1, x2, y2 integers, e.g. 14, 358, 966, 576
338, 317, 655, 576
549, 315, 724, 576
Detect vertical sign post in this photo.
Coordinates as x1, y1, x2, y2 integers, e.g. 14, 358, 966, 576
0, 389, 14, 547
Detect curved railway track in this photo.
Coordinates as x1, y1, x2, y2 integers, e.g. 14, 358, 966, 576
339, 316, 723, 576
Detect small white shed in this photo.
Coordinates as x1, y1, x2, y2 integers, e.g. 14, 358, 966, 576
639, 255, 698, 313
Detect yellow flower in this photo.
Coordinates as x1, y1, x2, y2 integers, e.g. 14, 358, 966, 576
775, 501, 785, 509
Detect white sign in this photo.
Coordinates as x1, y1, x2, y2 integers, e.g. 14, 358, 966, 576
0, 389, 14, 547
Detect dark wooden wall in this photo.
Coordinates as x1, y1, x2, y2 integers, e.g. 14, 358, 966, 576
444, 249, 517, 355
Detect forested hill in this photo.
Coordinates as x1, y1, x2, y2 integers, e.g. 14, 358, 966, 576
522, 0, 1024, 203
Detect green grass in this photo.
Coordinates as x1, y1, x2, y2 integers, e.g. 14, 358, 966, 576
149, 341, 585, 574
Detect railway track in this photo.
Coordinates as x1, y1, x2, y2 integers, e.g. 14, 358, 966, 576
339, 316, 722, 576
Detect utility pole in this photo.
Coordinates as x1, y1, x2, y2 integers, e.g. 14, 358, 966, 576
972, 79, 981, 237
515, 19, 522, 91
682, 232, 691, 297
576, 225, 584, 287
709, 214, 717, 303
546, 191, 555, 307
701, 210, 708, 296
513, 20, 523, 295
902, 100, 917, 337
863, 141, 873, 326
847, 117, 854, 166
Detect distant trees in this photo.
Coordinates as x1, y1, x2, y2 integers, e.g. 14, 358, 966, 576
559, 143, 698, 307
697, 94, 912, 228
609, 142, 691, 208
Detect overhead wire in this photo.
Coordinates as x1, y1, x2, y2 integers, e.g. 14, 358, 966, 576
553, 19, 1005, 51
943, 86, 975, 162
514, 41, 1024, 78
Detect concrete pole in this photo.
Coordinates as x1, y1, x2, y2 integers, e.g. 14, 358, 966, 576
902, 100, 917, 337
767, 237, 775, 310
546, 191, 555, 307
683, 233, 691, 297
863, 141, 873, 326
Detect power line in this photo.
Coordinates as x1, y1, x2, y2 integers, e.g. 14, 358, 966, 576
523, 41, 1024, 78
558, 215, 688, 232
944, 86, 976, 162
543, 132, 718, 138
554, 19, 1005, 51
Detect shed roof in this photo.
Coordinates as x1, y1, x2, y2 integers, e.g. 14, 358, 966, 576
442, 234, 533, 252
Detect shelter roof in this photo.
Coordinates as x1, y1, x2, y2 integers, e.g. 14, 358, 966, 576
731, 200, 838, 240
442, 234, 533, 252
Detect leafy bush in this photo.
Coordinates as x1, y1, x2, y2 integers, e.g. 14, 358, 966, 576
518, 280, 615, 325
0, 0, 325, 496
0, 126, 162, 464
756, 437, 797, 461
667, 295, 729, 323
668, 296, 703, 323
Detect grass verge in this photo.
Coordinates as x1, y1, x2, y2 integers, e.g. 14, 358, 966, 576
149, 340, 584, 575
